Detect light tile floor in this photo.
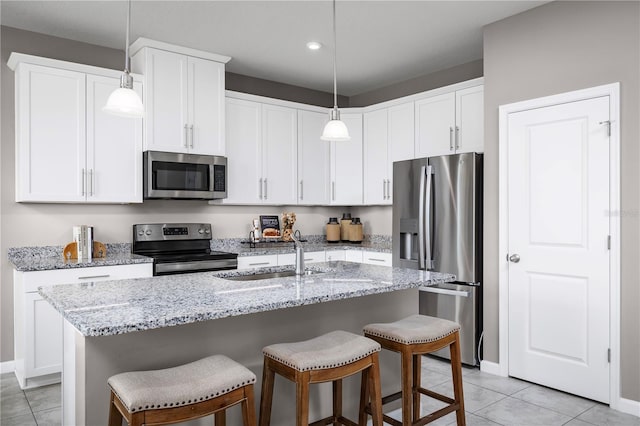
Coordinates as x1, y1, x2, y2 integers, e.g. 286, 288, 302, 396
1, 356, 638, 425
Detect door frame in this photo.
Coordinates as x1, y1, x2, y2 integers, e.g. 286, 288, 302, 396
495, 83, 621, 407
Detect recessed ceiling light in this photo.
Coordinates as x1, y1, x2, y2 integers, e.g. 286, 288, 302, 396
306, 41, 322, 51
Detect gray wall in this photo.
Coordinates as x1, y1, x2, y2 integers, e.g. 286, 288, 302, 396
483, 1, 640, 401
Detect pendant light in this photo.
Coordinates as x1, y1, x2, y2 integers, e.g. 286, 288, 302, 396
103, 0, 144, 118
321, 0, 350, 141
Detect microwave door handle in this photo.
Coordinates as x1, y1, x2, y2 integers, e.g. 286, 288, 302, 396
418, 165, 427, 270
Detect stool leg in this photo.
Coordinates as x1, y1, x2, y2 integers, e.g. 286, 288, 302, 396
358, 368, 370, 426
130, 412, 144, 426
368, 353, 384, 426
215, 410, 226, 426
296, 371, 310, 426
401, 348, 412, 426
108, 391, 124, 426
412, 354, 421, 422
333, 379, 343, 424
450, 333, 466, 426
242, 384, 257, 426
259, 357, 276, 426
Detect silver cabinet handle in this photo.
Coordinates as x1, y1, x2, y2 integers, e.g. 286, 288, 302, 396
382, 179, 386, 199
332, 181, 336, 201
368, 258, 386, 262
189, 125, 194, 148
258, 178, 263, 199
509, 254, 521, 263
455, 126, 460, 150
249, 262, 270, 266
88, 169, 94, 196
81, 168, 86, 196
386, 179, 391, 200
449, 127, 454, 151
77, 274, 110, 280
184, 124, 188, 148
299, 180, 303, 200
263, 178, 268, 200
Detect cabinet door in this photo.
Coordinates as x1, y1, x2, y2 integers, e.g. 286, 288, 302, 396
326, 250, 347, 261
363, 109, 388, 205
388, 102, 415, 162
143, 48, 188, 153
344, 250, 363, 263
262, 104, 298, 205
415, 92, 455, 158
224, 98, 262, 204
25, 293, 62, 378
455, 85, 484, 154
331, 113, 363, 205
298, 110, 330, 205
86, 74, 143, 203
188, 57, 225, 155
15, 64, 86, 202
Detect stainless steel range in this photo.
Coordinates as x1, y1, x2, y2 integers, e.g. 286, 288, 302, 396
132, 223, 237, 275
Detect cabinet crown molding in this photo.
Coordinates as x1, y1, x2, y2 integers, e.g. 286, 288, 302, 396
129, 38, 232, 64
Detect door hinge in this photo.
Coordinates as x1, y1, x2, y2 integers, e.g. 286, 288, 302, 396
599, 120, 611, 137
607, 348, 611, 363
607, 235, 611, 250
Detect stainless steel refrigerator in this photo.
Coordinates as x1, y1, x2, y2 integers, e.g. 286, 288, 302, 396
393, 153, 482, 366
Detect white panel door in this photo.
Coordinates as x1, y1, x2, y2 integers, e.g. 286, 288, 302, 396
298, 110, 330, 205
331, 113, 363, 205
25, 293, 62, 377
262, 104, 298, 205
363, 108, 388, 205
144, 48, 188, 153
388, 101, 415, 162
455, 85, 484, 154
224, 98, 262, 204
188, 57, 225, 155
414, 92, 455, 158
507, 96, 610, 403
86, 75, 143, 203
16, 64, 86, 202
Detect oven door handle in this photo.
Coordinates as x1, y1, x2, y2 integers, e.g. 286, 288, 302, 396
154, 259, 238, 275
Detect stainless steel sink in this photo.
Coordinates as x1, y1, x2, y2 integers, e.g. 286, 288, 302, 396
223, 270, 318, 281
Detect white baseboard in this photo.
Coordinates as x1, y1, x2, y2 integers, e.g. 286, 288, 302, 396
0, 360, 15, 374
615, 397, 640, 418
480, 360, 506, 376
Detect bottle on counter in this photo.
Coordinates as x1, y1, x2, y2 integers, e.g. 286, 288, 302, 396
326, 218, 341, 243
340, 213, 352, 242
349, 218, 363, 243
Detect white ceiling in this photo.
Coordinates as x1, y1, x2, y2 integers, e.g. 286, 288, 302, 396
1, 1, 546, 96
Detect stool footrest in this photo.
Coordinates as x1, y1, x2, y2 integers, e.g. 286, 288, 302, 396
413, 403, 460, 426
308, 414, 360, 426
417, 387, 455, 405
381, 390, 403, 406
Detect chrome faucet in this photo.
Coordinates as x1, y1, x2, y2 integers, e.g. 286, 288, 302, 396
290, 231, 304, 275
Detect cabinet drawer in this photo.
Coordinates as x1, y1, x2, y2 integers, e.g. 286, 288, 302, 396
361, 252, 392, 267
345, 250, 363, 263
303, 251, 326, 263
21, 263, 153, 292
325, 250, 346, 261
277, 253, 296, 266
237, 255, 278, 270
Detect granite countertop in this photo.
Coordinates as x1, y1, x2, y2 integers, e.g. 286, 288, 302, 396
39, 261, 454, 337
8, 244, 153, 272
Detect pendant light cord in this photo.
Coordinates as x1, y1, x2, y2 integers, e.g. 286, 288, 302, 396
125, 0, 131, 73
332, 0, 338, 110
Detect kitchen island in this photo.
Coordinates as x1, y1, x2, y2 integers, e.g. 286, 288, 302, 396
39, 261, 454, 425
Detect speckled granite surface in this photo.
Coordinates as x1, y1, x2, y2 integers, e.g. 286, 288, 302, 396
211, 234, 391, 256
39, 261, 453, 337
8, 243, 152, 272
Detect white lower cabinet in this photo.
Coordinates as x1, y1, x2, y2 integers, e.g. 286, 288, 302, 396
277, 253, 296, 266
361, 251, 392, 267
325, 250, 347, 262
344, 250, 364, 263
236, 255, 279, 270
13, 263, 152, 389
303, 251, 327, 264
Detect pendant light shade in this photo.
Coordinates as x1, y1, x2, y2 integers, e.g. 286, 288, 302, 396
103, 0, 144, 118
321, 0, 350, 141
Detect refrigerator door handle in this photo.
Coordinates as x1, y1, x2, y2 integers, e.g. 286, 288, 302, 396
418, 165, 427, 270
425, 165, 433, 269
419, 286, 470, 297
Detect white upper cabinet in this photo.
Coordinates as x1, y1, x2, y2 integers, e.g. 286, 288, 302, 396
224, 98, 297, 205
415, 84, 483, 158
363, 102, 414, 205
10, 55, 143, 203
331, 113, 363, 205
130, 39, 230, 156
298, 110, 330, 205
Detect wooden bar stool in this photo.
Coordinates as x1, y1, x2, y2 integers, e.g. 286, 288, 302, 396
363, 315, 465, 426
108, 355, 257, 426
259, 330, 384, 426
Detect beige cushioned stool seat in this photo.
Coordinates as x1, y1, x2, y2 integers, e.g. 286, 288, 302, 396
363, 314, 460, 345
108, 355, 256, 413
262, 330, 380, 372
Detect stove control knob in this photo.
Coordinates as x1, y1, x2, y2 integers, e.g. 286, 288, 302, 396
198, 228, 204, 234
205, 228, 210, 234
145, 229, 152, 236
137, 230, 144, 236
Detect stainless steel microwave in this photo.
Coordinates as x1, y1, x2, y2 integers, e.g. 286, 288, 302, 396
143, 151, 227, 200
